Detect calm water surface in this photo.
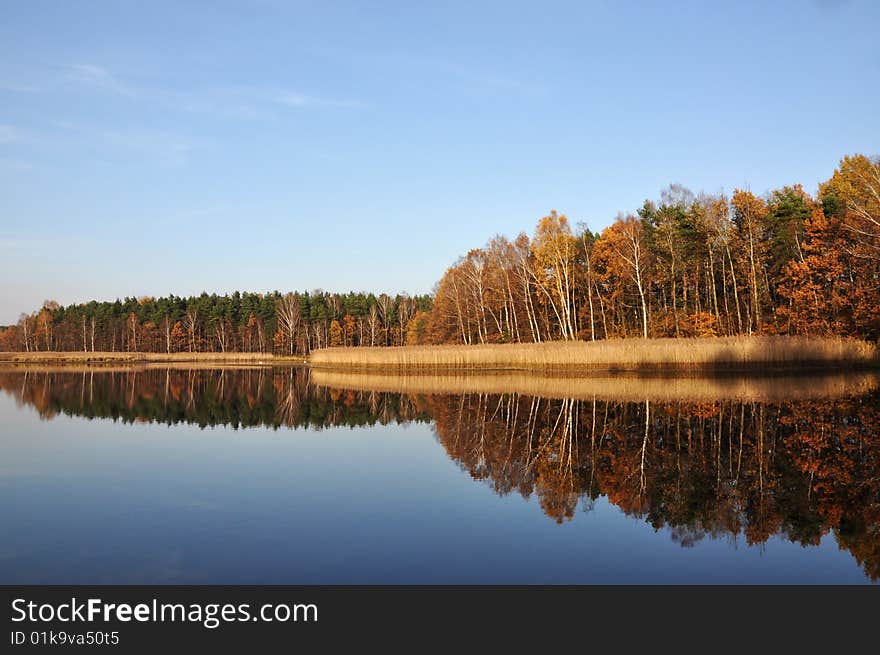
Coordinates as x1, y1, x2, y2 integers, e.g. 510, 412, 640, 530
1, 366, 878, 584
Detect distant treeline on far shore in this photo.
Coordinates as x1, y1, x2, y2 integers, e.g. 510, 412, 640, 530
2, 153, 878, 355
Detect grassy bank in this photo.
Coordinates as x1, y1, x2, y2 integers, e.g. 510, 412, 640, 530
0, 351, 306, 365
309, 336, 879, 371
312, 369, 880, 402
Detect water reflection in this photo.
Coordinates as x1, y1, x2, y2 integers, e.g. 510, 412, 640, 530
1, 367, 431, 430
1, 366, 878, 581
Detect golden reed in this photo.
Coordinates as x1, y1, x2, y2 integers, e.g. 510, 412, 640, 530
309, 336, 878, 371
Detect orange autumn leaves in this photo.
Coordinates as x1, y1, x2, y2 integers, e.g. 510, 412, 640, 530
426, 154, 880, 345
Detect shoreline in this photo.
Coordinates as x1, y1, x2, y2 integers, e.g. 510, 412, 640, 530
3, 336, 878, 372
0, 351, 307, 366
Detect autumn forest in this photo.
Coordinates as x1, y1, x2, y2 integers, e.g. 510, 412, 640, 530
2, 153, 878, 354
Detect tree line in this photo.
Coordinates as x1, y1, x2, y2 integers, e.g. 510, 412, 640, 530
425, 154, 879, 344
0, 290, 431, 354
1, 153, 877, 353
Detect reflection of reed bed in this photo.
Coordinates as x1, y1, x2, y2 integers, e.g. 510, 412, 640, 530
311, 369, 880, 402
0, 363, 283, 374
310, 336, 879, 371
0, 351, 303, 365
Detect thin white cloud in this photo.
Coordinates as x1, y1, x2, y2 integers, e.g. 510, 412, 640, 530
64, 63, 368, 115
88, 127, 193, 166
0, 81, 40, 93
67, 63, 135, 97
0, 238, 48, 251
0, 158, 34, 172
480, 74, 545, 96
0, 237, 102, 256
0, 124, 21, 144
813, 0, 853, 9
1, 65, 366, 167
276, 92, 368, 110
302, 44, 546, 98
43, 121, 194, 166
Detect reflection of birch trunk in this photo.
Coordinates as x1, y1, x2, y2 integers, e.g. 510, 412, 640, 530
675, 405, 681, 477
716, 405, 723, 491
758, 404, 764, 496
524, 397, 541, 470
128, 371, 137, 409
640, 399, 650, 495
560, 398, 577, 473
502, 393, 520, 475
380, 395, 395, 425
736, 404, 744, 482
275, 368, 301, 426
564, 399, 577, 491
588, 397, 597, 494
187, 370, 196, 410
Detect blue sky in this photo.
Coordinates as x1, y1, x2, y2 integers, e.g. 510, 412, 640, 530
1, 0, 878, 324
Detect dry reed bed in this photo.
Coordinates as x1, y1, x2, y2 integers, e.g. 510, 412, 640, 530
311, 369, 880, 403
309, 336, 879, 371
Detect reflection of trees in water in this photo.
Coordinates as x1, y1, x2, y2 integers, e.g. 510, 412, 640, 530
1, 368, 878, 580
427, 391, 880, 580
0, 368, 431, 430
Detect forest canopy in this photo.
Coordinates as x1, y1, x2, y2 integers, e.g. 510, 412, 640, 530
2, 153, 878, 353
1, 291, 432, 354
425, 153, 879, 345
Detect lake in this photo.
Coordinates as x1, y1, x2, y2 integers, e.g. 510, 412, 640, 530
1, 366, 878, 584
